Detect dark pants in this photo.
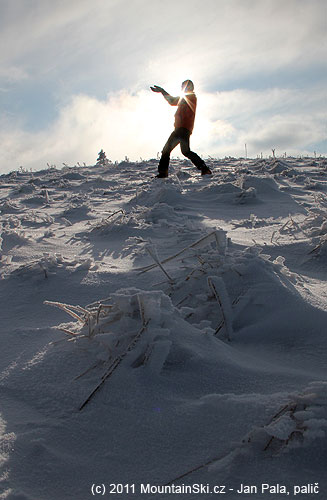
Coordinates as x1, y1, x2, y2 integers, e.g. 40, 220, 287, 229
158, 127, 206, 175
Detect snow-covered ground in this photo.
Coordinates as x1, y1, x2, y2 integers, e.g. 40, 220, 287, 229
0, 156, 326, 499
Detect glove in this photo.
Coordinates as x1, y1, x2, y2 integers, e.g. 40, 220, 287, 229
150, 85, 163, 93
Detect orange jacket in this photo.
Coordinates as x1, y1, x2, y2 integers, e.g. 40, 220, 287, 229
166, 93, 197, 133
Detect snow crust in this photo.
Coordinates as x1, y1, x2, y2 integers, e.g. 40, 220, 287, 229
0, 156, 326, 499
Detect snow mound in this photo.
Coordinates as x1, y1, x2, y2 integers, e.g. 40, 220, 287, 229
7, 253, 96, 280
23, 194, 49, 206
1, 229, 31, 251
45, 287, 211, 381
195, 180, 257, 204
129, 180, 184, 207
0, 201, 22, 214
61, 171, 86, 181
61, 203, 93, 221
267, 159, 291, 174
241, 174, 281, 195
80, 176, 116, 191
246, 381, 327, 452
199, 182, 241, 195
13, 183, 37, 195
87, 210, 148, 237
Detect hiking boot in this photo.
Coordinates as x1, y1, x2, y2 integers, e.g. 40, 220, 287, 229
201, 166, 212, 175
156, 171, 168, 178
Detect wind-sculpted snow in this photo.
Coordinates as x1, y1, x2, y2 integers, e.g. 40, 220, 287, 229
129, 180, 185, 207
0, 415, 15, 498
0, 157, 326, 499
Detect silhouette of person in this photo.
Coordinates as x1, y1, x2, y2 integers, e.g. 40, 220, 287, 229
150, 80, 212, 178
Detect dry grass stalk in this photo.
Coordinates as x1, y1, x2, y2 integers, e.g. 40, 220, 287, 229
136, 231, 218, 274
44, 300, 87, 323
145, 247, 174, 284
207, 277, 232, 341
79, 318, 150, 411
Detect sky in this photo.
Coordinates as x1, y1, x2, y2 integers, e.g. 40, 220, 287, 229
0, 0, 326, 172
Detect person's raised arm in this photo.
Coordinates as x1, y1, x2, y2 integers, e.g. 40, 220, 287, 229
150, 85, 179, 106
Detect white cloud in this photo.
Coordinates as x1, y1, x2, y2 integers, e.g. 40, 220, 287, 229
0, 90, 172, 171
249, 116, 323, 151
1, 0, 325, 94
191, 86, 326, 157
0, 0, 325, 171
0, 84, 325, 172
142, 0, 327, 91
0, 66, 29, 83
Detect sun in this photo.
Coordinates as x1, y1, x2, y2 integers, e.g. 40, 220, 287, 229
179, 89, 186, 99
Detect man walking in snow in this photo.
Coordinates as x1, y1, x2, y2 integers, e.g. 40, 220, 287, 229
150, 80, 212, 178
